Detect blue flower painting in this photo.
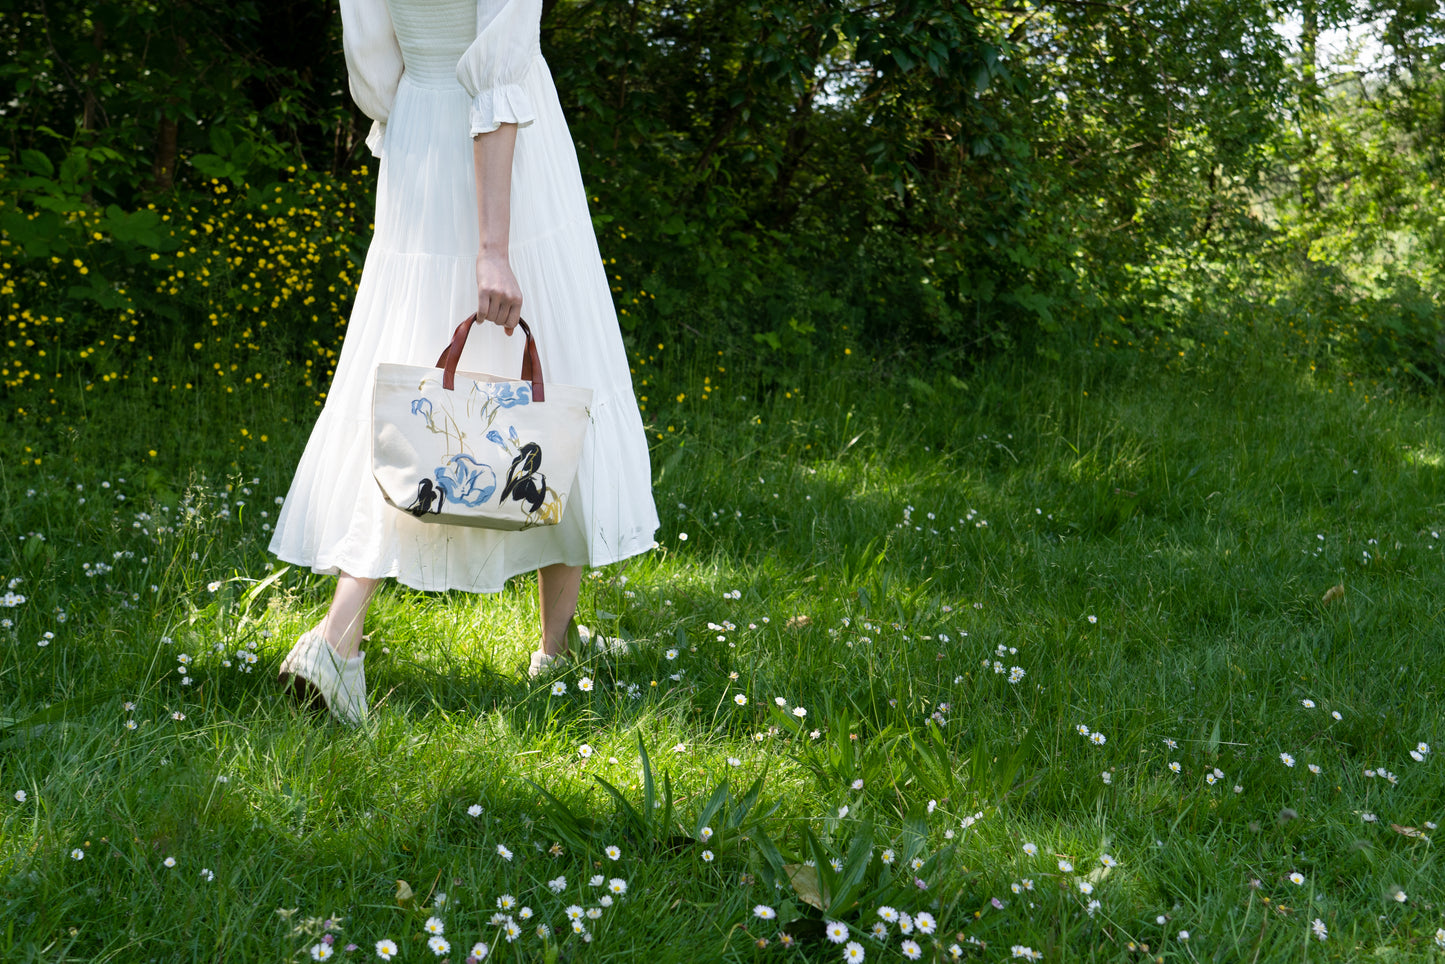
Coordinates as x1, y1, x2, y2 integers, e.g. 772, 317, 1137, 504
433, 454, 497, 507
493, 383, 532, 408
486, 429, 507, 448
410, 396, 437, 432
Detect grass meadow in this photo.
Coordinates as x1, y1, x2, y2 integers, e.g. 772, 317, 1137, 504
3, 328, 1445, 963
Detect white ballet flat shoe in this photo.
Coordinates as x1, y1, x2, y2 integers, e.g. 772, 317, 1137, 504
527, 649, 564, 678
278, 627, 368, 725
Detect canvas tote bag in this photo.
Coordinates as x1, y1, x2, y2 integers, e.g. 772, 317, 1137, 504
372, 315, 593, 530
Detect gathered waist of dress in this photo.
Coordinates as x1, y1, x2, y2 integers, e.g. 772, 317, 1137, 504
398, 52, 546, 92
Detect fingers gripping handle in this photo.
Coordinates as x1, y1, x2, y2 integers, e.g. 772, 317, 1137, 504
435, 313, 546, 401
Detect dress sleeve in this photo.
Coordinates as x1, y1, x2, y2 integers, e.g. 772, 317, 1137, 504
339, 0, 405, 158
456, 0, 543, 137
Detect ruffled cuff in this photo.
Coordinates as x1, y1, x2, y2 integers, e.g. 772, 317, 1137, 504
365, 119, 387, 158
468, 84, 536, 137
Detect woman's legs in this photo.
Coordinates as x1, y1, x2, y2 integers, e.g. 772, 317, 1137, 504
537, 563, 582, 656
321, 572, 381, 659
315, 565, 578, 663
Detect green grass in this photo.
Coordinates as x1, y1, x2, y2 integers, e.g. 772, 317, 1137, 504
3, 345, 1445, 963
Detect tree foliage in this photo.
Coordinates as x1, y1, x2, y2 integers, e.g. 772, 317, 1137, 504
1, 0, 1442, 378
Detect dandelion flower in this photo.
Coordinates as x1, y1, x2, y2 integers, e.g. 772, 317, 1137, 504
825, 920, 849, 944
754, 905, 777, 920
1289, 872, 1304, 885
843, 941, 866, 962
425, 916, 445, 935
427, 935, 450, 956
1280, 752, 1295, 767
376, 939, 398, 960
901, 939, 922, 960
605, 845, 621, 861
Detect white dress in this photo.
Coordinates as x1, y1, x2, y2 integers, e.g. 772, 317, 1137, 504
268, 0, 658, 592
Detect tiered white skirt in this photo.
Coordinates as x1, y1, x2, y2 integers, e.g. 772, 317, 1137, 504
269, 60, 658, 592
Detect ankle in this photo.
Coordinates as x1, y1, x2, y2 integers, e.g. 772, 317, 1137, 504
318, 621, 363, 661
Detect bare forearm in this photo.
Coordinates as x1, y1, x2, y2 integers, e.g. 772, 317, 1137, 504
472, 123, 523, 331
473, 123, 518, 255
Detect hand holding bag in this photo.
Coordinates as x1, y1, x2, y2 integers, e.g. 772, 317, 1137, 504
372, 316, 593, 530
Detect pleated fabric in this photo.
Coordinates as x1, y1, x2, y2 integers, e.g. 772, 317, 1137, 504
269, 0, 658, 593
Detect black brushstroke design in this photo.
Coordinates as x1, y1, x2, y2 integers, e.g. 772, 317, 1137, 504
500, 442, 547, 513
406, 477, 445, 517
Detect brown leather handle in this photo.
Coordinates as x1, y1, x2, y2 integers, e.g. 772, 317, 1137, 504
434, 313, 545, 402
